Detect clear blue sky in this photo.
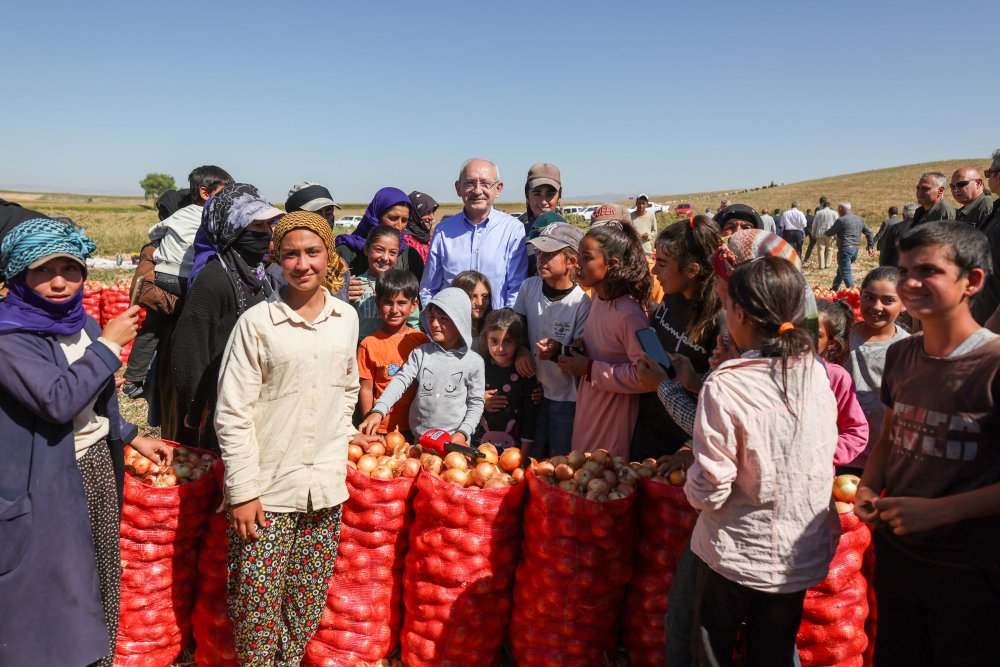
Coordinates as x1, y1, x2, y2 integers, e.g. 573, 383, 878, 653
3, 0, 995, 204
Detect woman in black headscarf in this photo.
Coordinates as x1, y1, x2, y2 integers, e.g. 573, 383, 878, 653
171, 183, 283, 452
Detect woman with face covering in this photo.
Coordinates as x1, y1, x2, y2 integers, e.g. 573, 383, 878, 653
335, 187, 425, 284
0, 219, 172, 667
171, 183, 283, 452
406, 190, 439, 263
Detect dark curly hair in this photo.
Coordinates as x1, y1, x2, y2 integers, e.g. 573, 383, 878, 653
584, 222, 652, 306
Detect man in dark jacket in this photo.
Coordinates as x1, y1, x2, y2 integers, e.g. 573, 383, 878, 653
974, 151, 1000, 326
913, 171, 957, 225
951, 167, 993, 228
824, 201, 874, 290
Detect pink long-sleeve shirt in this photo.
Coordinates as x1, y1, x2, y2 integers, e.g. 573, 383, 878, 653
571, 295, 649, 458
819, 359, 869, 467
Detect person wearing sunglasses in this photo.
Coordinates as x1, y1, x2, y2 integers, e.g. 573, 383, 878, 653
976, 150, 1000, 329
419, 158, 528, 309
951, 167, 993, 229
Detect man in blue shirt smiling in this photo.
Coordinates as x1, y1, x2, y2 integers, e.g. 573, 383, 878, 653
419, 158, 528, 309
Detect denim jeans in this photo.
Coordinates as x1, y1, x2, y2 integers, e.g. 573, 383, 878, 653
532, 398, 575, 458
832, 246, 858, 290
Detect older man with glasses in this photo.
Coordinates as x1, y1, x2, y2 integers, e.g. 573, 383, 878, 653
419, 158, 528, 308
951, 167, 993, 228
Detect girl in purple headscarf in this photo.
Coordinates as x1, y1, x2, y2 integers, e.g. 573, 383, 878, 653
0, 218, 172, 667
336, 187, 424, 300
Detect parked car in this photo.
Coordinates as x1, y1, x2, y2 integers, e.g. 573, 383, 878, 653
674, 203, 694, 217
559, 205, 585, 216
627, 202, 669, 214
336, 215, 363, 227
580, 205, 600, 221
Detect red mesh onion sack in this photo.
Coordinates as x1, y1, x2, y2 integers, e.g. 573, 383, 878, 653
622, 478, 698, 667
303, 466, 418, 667
400, 470, 527, 667
83, 285, 103, 321
796, 509, 873, 667
99, 287, 145, 363
861, 525, 876, 667
510, 469, 638, 667
192, 511, 237, 667
115, 442, 221, 667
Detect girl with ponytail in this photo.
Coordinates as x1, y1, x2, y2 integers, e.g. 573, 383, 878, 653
685, 255, 841, 667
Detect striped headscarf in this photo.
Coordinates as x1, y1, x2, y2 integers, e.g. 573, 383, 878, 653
709, 228, 818, 338
0, 217, 95, 281
0, 218, 96, 335
271, 211, 348, 295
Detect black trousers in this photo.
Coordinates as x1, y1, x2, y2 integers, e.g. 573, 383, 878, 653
692, 557, 805, 667
872, 534, 1000, 667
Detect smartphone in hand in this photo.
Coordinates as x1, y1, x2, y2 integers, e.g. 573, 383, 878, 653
635, 327, 676, 379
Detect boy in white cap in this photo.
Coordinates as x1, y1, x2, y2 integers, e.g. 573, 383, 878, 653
513, 222, 592, 457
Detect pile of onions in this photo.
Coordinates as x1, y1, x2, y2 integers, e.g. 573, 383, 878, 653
347, 430, 421, 480
419, 442, 525, 489
125, 446, 214, 487
530, 449, 639, 501
645, 455, 687, 487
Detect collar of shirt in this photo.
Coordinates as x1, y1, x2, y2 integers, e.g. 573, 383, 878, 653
462, 208, 494, 229
267, 289, 343, 328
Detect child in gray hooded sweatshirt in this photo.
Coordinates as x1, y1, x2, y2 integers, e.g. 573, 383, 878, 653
360, 287, 485, 442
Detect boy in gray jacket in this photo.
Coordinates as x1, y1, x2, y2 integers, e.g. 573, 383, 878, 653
360, 287, 485, 442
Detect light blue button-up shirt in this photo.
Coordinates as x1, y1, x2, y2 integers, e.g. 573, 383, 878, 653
419, 207, 528, 309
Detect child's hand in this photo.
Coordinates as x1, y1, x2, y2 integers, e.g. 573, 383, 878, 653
514, 346, 536, 377
709, 334, 739, 369
484, 389, 508, 412
230, 498, 267, 542
531, 385, 543, 405
872, 496, 952, 535
350, 432, 382, 449
347, 277, 366, 302
451, 431, 468, 444
637, 354, 668, 391
131, 436, 173, 467
661, 447, 694, 475
358, 412, 383, 436
556, 347, 589, 377
669, 353, 703, 394
536, 338, 559, 361
853, 486, 881, 524
102, 305, 142, 347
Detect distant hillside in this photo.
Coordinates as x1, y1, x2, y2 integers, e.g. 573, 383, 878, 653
646, 158, 990, 221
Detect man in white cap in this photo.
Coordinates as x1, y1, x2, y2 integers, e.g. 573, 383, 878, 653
631, 194, 657, 256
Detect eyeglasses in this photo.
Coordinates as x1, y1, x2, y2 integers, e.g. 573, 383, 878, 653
985, 167, 1000, 178
461, 180, 499, 193
949, 179, 979, 189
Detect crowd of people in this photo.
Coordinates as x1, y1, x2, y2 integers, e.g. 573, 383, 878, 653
1, 151, 999, 666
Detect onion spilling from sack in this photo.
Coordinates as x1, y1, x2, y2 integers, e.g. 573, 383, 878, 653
530, 449, 639, 501
125, 445, 214, 487
832, 473, 860, 513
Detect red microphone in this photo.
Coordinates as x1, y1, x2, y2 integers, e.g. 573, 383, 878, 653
417, 429, 484, 459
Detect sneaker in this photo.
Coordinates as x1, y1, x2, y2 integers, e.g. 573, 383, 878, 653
121, 381, 144, 399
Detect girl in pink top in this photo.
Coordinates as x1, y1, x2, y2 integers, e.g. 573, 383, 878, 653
816, 299, 869, 466
557, 221, 651, 458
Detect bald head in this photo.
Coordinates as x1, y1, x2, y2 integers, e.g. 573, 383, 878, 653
950, 167, 984, 206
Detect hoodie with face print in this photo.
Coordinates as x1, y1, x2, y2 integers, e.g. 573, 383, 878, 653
371, 287, 485, 439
